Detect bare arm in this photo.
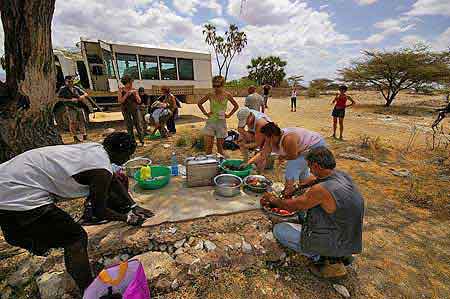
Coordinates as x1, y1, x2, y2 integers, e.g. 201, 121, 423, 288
247, 137, 271, 165
134, 91, 142, 104
118, 88, 125, 104
331, 94, 338, 105
346, 96, 355, 108
197, 94, 210, 117
226, 94, 239, 118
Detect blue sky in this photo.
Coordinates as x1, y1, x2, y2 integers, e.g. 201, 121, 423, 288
0, 0, 449, 82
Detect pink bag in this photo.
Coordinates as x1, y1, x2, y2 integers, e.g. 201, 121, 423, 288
83, 260, 150, 299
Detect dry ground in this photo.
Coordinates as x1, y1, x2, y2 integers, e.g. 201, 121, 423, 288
1, 91, 449, 299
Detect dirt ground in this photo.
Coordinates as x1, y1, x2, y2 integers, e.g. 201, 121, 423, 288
1, 91, 449, 299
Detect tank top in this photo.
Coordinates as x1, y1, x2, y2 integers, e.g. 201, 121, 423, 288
209, 95, 228, 122
335, 94, 348, 109
291, 90, 297, 98
300, 170, 364, 257
0, 143, 112, 211
250, 110, 271, 133
276, 128, 323, 156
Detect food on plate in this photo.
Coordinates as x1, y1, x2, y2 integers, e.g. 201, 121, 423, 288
247, 177, 270, 188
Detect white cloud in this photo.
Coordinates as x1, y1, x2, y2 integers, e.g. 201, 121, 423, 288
433, 27, 450, 50
365, 17, 416, 44
319, 5, 329, 10
172, 0, 222, 16
407, 0, 450, 17
354, 0, 378, 6
208, 17, 229, 29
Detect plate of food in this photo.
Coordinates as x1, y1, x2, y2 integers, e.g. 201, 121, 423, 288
243, 175, 273, 193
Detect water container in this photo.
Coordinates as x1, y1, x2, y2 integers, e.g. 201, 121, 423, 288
171, 152, 179, 176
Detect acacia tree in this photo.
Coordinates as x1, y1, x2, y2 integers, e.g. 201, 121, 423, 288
0, 0, 62, 163
247, 56, 287, 87
339, 45, 450, 107
203, 24, 247, 81
287, 75, 304, 87
310, 78, 335, 91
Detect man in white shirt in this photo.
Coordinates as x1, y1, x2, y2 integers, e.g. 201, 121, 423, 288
244, 86, 265, 113
0, 132, 152, 295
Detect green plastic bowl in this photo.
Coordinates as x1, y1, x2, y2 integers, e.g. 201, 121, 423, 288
220, 159, 253, 178
145, 131, 161, 140
134, 165, 171, 190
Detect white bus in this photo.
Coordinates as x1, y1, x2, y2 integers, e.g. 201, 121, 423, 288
54, 39, 213, 108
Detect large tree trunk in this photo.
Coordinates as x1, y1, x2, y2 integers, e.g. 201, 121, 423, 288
0, 0, 62, 163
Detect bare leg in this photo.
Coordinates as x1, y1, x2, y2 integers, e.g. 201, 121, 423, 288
339, 117, 344, 139
205, 135, 214, 154
217, 138, 225, 156
64, 231, 93, 293
332, 117, 338, 138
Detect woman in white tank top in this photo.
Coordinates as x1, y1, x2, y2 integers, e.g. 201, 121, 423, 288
247, 122, 326, 195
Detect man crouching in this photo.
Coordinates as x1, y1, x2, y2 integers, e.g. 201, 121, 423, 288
262, 147, 364, 278
0, 132, 153, 295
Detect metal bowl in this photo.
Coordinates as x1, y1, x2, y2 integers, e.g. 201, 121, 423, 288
123, 157, 152, 177
214, 174, 242, 197
243, 175, 273, 193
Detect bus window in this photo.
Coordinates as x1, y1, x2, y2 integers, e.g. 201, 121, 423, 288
178, 58, 194, 80
159, 57, 177, 80
139, 55, 160, 80
116, 53, 139, 79
102, 50, 115, 78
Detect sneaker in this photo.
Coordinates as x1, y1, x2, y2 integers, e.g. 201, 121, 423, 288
73, 136, 82, 143
309, 260, 347, 279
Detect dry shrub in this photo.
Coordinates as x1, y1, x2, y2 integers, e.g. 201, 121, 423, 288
403, 174, 433, 209
176, 135, 189, 147
307, 87, 320, 98
359, 135, 383, 151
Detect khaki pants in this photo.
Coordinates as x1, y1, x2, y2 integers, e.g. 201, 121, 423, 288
122, 107, 144, 143
66, 106, 86, 136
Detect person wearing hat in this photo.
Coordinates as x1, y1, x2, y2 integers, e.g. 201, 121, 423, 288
57, 75, 89, 143
236, 107, 272, 164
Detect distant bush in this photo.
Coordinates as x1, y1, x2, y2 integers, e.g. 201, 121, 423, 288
307, 87, 320, 98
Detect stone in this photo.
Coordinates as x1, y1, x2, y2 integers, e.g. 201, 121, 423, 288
242, 241, 253, 254
280, 252, 287, 260
133, 252, 180, 282
204, 240, 217, 252
8, 256, 46, 287
264, 232, 275, 241
174, 247, 186, 255
233, 242, 242, 249
339, 153, 371, 163
333, 284, 351, 298
174, 238, 186, 249
120, 254, 130, 261
171, 279, 179, 290
390, 168, 411, 177
168, 245, 175, 254
194, 240, 204, 250
36, 271, 77, 299
187, 237, 196, 246
167, 227, 177, 234
159, 244, 168, 251
175, 253, 198, 266
148, 242, 154, 251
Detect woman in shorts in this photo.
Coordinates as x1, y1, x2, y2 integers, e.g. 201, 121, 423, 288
331, 85, 355, 140
197, 76, 239, 156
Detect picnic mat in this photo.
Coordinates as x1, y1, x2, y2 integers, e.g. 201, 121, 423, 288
131, 177, 262, 227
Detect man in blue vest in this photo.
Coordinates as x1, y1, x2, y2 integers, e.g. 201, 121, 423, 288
262, 147, 364, 278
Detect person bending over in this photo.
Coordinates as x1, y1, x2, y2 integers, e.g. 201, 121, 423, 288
198, 76, 239, 156
246, 122, 327, 196
0, 132, 152, 295
236, 107, 272, 164
262, 147, 364, 278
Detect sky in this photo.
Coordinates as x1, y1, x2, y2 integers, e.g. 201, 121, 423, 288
0, 0, 450, 82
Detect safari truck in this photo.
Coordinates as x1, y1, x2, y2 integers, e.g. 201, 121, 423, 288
53, 39, 213, 128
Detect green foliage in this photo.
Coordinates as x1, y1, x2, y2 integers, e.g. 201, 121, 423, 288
176, 135, 189, 147
247, 56, 287, 87
203, 24, 247, 81
339, 44, 450, 106
287, 75, 304, 87
309, 78, 335, 91
307, 87, 320, 98
225, 77, 257, 88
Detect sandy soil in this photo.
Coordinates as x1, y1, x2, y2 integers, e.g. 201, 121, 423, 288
1, 91, 449, 299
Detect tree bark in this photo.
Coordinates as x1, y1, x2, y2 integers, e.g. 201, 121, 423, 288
0, 0, 62, 163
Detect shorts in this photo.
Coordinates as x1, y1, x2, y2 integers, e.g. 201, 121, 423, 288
66, 106, 86, 124
0, 204, 86, 256
202, 119, 227, 139
332, 108, 346, 118
285, 139, 327, 181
